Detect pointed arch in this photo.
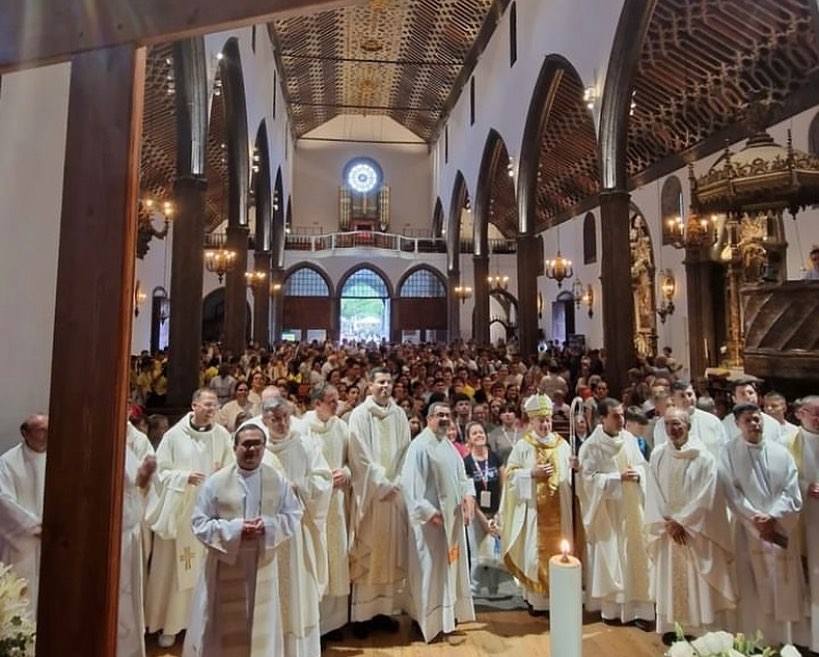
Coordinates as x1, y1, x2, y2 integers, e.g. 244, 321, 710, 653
337, 264, 395, 300
272, 167, 285, 268
397, 265, 447, 298
283, 262, 334, 298
474, 128, 517, 255
446, 171, 470, 273
252, 120, 272, 252
432, 197, 444, 239
517, 54, 598, 235
220, 37, 250, 228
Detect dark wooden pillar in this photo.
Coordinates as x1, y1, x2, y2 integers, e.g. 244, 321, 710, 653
473, 254, 490, 345
599, 189, 636, 398
447, 270, 461, 342
38, 44, 145, 657
252, 251, 272, 347
270, 266, 284, 343
223, 223, 249, 355
167, 175, 207, 407
685, 250, 717, 376
517, 234, 541, 359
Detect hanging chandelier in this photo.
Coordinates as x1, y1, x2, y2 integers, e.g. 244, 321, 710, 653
545, 250, 573, 287
204, 246, 237, 283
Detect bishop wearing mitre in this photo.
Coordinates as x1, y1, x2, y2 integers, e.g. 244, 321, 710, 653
500, 393, 573, 614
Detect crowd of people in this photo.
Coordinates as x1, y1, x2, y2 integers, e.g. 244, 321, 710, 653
1, 338, 817, 657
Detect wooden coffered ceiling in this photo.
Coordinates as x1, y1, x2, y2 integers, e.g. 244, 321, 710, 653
486, 138, 518, 238
534, 69, 600, 233
627, 0, 819, 179
269, 0, 501, 141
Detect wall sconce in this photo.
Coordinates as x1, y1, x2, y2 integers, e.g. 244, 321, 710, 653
245, 270, 267, 290
454, 285, 473, 303
269, 282, 283, 296
133, 280, 147, 317
572, 279, 585, 308
656, 269, 676, 323
582, 284, 594, 318
537, 291, 543, 319
487, 273, 509, 290
583, 86, 597, 110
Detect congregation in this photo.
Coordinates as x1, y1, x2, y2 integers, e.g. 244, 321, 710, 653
2, 340, 818, 657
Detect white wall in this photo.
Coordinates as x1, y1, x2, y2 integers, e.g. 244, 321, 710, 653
292, 139, 432, 235
132, 227, 173, 353
0, 63, 71, 451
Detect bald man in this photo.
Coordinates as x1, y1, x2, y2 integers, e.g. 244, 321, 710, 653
0, 414, 48, 605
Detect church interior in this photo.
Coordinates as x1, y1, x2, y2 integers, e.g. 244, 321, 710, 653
1, 1, 819, 656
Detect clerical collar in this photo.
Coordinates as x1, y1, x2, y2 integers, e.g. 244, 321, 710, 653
189, 416, 212, 432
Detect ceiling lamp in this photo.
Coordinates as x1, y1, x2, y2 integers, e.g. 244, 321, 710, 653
204, 247, 238, 283
667, 198, 717, 251
244, 271, 267, 290
545, 251, 573, 288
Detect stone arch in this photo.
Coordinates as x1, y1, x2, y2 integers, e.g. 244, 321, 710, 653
337, 263, 395, 300
397, 265, 447, 297
219, 37, 250, 229
283, 262, 335, 297
660, 175, 684, 245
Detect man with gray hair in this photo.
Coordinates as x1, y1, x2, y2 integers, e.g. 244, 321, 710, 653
653, 381, 727, 460
646, 407, 735, 644
401, 401, 475, 643
262, 396, 332, 657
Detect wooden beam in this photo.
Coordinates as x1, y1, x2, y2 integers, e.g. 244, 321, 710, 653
37, 44, 145, 657
0, 0, 360, 74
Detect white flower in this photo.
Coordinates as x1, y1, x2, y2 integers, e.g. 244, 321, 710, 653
689, 631, 735, 655
667, 642, 696, 657
780, 646, 801, 657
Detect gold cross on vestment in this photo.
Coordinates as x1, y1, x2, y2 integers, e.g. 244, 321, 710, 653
180, 547, 195, 570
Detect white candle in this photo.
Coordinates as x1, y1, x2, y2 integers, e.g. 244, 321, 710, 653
549, 539, 582, 657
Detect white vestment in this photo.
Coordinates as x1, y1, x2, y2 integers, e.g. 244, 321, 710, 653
788, 427, 819, 652
145, 415, 234, 636
645, 439, 736, 635
118, 445, 150, 657
577, 426, 654, 622
723, 411, 782, 444
218, 401, 259, 433
653, 408, 727, 460
265, 431, 333, 657
183, 462, 302, 657
400, 428, 475, 642
500, 432, 573, 610
719, 435, 804, 644
301, 411, 351, 635
347, 397, 411, 621
0, 442, 45, 607
126, 423, 156, 587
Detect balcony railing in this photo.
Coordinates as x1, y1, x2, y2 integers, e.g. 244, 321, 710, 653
285, 230, 447, 255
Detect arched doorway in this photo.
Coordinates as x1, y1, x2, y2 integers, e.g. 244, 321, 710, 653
282, 264, 334, 342
397, 265, 447, 343
488, 288, 518, 346
339, 267, 392, 342
202, 288, 251, 344
551, 290, 575, 347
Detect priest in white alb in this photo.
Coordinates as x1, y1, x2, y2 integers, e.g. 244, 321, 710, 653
653, 381, 727, 459
646, 408, 736, 644
500, 394, 573, 614
145, 388, 234, 649
118, 440, 157, 657
301, 383, 352, 640
183, 420, 302, 657
262, 397, 333, 657
401, 401, 475, 642
347, 367, 411, 637
0, 414, 47, 608
577, 397, 654, 627
719, 402, 804, 646
787, 395, 819, 653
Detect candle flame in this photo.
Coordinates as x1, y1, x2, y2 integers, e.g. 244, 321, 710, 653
560, 539, 571, 559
